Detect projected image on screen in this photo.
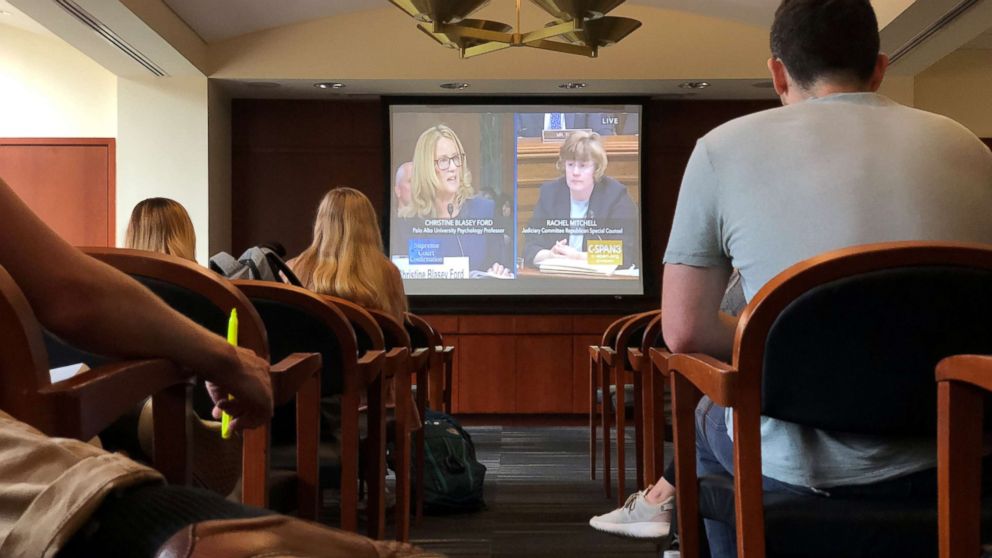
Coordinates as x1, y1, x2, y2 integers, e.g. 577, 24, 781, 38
389, 104, 642, 296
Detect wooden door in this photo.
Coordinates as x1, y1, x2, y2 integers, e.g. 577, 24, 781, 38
0, 138, 116, 246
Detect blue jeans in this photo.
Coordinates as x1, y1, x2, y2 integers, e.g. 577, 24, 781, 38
692, 397, 816, 558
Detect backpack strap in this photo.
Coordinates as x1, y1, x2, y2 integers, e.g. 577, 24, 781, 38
264, 252, 303, 287
208, 252, 242, 277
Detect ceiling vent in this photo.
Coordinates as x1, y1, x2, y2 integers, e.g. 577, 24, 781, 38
54, 0, 168, 77
889, 0, 981, 64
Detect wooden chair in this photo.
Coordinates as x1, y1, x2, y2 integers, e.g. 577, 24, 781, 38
661, 241, 992, 558
936, 354, 992, 558
627, 313, 665, 484
404, 312, 437, 523
80, 248, 321, 518
232, 280, 386, 536
368, 309, 428, 542
321, 295, 407, 540
589, 313, 635, 497
600, 310, 660, 505
0, 264, 195, 485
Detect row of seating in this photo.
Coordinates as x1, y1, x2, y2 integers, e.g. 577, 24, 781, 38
0, 247, 455, 543
589, 241, 992, 558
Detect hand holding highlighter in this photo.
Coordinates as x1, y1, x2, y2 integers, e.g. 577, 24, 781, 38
221, 308, 238, 439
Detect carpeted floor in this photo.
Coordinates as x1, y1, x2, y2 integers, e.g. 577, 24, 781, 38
405, 426, 673, 558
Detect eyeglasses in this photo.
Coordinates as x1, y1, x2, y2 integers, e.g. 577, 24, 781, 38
435, 154, 464, 171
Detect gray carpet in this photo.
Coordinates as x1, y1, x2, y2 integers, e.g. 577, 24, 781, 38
407, 426, 672, 558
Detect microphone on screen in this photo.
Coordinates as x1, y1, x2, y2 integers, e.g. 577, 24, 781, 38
588, 210, 603, 241
447, 203, 455, 218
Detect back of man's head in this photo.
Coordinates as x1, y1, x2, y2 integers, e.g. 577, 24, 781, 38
770, 0, 879, 90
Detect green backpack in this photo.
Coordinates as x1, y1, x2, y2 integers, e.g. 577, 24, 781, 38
418, 411, 486, 514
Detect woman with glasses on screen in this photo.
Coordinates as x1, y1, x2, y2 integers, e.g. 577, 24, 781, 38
523, 130, 638, 269
398, 124, 510, 277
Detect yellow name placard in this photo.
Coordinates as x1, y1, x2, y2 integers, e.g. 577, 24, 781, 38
587, 240, 623, 265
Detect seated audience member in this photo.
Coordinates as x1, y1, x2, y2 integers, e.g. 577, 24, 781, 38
396, 125, 510, 277
288, 187, 408, 321
523, 131, 638, 268
0, 177, 438, 557
588, 0, 992, 554
123, 197, 242, 496
124, 197, 197, 261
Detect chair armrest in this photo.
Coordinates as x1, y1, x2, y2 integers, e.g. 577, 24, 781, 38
648, 347, 672, 375
937, 355, 992, 392
381, 347, 409, 378
410, 347, 430, 373
588, 345, 601, 360
357, 350, 385, 387
667, 353, 738, 407
269, 352, 322, 406
628, 347, 644, 372
600, 347, 618, 367
39, 359, 191, 440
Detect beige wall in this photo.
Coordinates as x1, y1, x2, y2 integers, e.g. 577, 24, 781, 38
208, 80, 232, 257
915, 49, 992, 137
117, 76, 212, 263
878, 75, 915, 106
0, 24, 117, 137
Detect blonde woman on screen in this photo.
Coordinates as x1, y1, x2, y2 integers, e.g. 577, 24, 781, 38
289, 187, 408, 321
397, 124, 510, 276
125, 197, 196, 261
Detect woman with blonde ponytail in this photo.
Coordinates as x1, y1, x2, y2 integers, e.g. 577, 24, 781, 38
289, 187, 407, 321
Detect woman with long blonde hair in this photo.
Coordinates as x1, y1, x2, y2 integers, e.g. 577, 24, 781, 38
124, 197, 196, 261
395, 124, 510, 276
289, 187, 408, 321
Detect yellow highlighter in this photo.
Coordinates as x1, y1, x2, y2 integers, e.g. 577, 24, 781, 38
221, 308, 238, 439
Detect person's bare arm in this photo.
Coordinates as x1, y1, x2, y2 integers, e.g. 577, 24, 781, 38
0, 177, 272, 430
661, 263, 738, 362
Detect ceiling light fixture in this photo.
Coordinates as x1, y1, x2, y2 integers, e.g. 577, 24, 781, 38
390, 0, 641, 59
678, 81, 710, 89
439, 82, 470, 90
313, 82, 346, 89
558, 82, 587, 89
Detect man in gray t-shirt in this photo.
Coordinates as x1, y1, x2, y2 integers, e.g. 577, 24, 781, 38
589, 0, 992, 553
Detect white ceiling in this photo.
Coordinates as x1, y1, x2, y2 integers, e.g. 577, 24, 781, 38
0, 0, 53, 36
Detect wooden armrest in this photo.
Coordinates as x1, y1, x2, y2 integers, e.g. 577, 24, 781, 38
39, 359, 191, 439
357, 350, 385, 386
436, 345, 454, 354
588, 345, 601, 360
410, 347, 429, 372
667, 353, 738, 407
600, 347, 618, 367
649, 347, 673, 377
937, 355, 992, 392
269, 352, 322, 406
628, 347, 644, 372
381, 347, 409, 378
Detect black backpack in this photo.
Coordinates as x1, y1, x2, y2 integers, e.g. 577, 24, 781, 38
209, 246, 302, 286
417, 410, 486, 514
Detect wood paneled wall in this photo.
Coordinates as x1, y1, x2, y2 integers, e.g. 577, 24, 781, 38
231, 98, 777, 413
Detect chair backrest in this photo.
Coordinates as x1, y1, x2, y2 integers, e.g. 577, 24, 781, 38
0, 265, 55, 427
81, 248, 269, 417
367, 309, 412, 350
615, 310, 660, 368
601, 313, 635, 347
233, 281, 358, 398
739, 241, 992, 436
404, 312, 439, 351
322, 296, 385, 353
640, 313, 664, 355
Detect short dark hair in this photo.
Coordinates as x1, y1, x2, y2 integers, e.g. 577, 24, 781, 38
770, 0, 880, 89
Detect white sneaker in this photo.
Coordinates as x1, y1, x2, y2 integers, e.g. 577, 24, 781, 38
589, 489, 674, 539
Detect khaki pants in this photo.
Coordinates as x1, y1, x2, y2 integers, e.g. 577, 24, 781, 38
0, 410, 163, 558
